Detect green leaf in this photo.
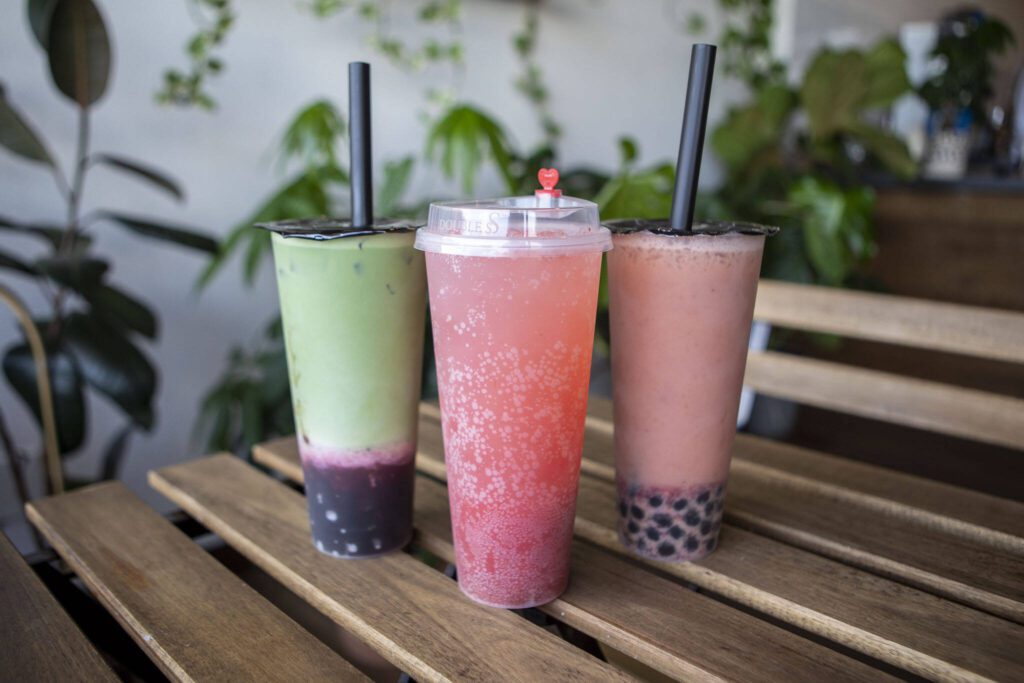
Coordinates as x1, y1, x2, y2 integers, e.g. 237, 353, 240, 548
46, 0, 111, 108
377, 155, 414, 216
63, 312, 156, 429
618, 137, 638, 167
89, 284, 157, 339
0, 248, 38, 276
3, 340, 87, 454
196, 168, 335, 289
848, 123, 917, 179
862, 38, 911, 109
801, 49, 868, 140
91, 153, 184, 201
0, 215, 65, 247
594, 164, 674, 220
788, 176, 876, 285
279, 100, 345, 170
711, 84, 795, 168
243, 229, 271, 285
426, 105, 515, 194
34, 254, 109, 293
0, 83, 55, 165
28, 0, 59, 47
98, 211, 219, 254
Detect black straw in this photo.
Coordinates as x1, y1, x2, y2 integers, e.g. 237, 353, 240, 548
669, 44, 716, 232
349, 61, 373, 228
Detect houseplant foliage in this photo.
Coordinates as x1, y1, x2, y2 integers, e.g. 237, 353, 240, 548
0, 0, 218, 490
183, 0, 915, 453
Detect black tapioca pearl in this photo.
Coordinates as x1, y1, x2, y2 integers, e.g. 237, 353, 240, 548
697, 491, 710, 504
630, 505, 645, 520
626, 520, 640, 534
684, 509, 701, 526
706, 538, 717, 552
715, 485, 724, 497
672, 498, 688, 511
619, 501, 628, 517
648, 495, 663, 507
636, 539, 647, 551
669, 526, 684, 539
652, 513, 672, 528
700, 520, 712, 535
645, 527, 660, 541
685, 536, 700, 552
657, 542, 676, 557
704, 503, 715, 516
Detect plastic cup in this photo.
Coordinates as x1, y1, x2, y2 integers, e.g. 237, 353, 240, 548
606, 219, 776, 562
416, 191, 611, 608
261, 218, 426, 558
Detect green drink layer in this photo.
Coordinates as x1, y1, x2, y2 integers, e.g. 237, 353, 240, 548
271, 231, 426, 454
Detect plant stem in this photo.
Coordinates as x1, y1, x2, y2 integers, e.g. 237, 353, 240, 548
52, 106, 92, 328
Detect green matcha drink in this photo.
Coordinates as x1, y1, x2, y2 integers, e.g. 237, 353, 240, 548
264, 219, 425, 558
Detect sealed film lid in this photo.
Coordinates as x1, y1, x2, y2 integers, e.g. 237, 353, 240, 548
415, 169, 612, 257
604, 218, 779, 237
255, 217, 418, 240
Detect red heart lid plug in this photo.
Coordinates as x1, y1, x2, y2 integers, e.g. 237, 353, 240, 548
535, 168, 562, 198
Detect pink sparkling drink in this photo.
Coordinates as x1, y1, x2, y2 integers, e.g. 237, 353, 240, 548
606, 220, 773, 563
416, 182, 610, 607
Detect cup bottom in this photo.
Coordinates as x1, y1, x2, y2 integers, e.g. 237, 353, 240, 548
456, 578, 567, 609
616, 481, 726, 562
311, 530, 413, 559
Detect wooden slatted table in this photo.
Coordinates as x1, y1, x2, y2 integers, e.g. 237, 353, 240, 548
17, 396, 1024, 682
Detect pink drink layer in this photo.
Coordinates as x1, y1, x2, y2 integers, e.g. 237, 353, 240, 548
609, 230, 764, 561
427, 250, 601, 608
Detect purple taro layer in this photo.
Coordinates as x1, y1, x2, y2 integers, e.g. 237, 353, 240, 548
617, 482, 726, 562
300, 442, 415, 558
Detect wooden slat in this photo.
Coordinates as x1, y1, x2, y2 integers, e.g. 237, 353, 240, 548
255, 437, 894, 682
149, 455, 631, 683
0, 533, 117, 683
26, 482, 366, 683
585, 396, 1024, 547
744, 350, 1024, 450
410, 411, 1024, 681
753, 279, 1024, 364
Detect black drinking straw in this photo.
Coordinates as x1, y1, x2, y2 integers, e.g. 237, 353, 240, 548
669, 44, 717, 232
349, 61, 373, 228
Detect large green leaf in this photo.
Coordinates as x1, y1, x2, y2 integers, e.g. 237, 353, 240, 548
0, 248, 38, 276
0, 83, 54, 165
862, 38, 911, 109
0, 215, 64, 247
3, 340, 87, 454
801, 49, 868, 140
28, 0, 60, 46
34, 254, 109, 293
377, 155, 414, 216
46, 0, 111, 108
195, 168, 336, 289
426, 104, 515, 193
848, 123, 917, 179
89, 284, 157, 339
788, 176, 876, 285
279, 99, 345, 169
91, 153, 184, 201
63, 312, 156, 429
594, 164, 674, 220
97, 211, 218, 253
712, 84, 795, 169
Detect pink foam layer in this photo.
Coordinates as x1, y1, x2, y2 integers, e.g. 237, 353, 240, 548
298, 438, 415, 469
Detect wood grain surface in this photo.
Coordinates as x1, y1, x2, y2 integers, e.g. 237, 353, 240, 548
0, 532, 116, 683
743, 351, 1024, 450
585, 397, 1024, 548
26, 482, 366, 683
414, 412, 1024, 682
149, 455, 632, 683
753, 279, 1024, 364
254, 439, 895, 683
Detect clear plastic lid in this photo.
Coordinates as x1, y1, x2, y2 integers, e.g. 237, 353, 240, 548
415, 170, 612, 258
